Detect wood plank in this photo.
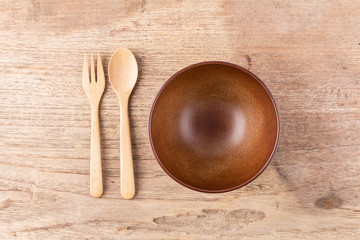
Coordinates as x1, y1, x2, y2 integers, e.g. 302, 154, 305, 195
0, 0, 359, 239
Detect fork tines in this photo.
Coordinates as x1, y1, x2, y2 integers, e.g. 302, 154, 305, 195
82, 53, 105, 101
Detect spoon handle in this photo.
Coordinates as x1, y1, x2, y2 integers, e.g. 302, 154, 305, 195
120, 99, 135, 199
90, 105, 103, 198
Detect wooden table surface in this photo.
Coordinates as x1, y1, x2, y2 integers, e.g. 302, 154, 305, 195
1, 0, 359, 239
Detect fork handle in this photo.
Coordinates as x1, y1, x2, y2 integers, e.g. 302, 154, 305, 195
119, 98, 135, 199
90, 105, 103, 197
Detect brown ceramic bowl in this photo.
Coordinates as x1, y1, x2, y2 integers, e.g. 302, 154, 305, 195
149, 62, 279, 193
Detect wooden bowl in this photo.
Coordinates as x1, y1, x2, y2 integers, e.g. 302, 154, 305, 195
149, 62, 279, 193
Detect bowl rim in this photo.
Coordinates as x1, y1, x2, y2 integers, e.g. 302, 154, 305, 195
148, 61, 280, 193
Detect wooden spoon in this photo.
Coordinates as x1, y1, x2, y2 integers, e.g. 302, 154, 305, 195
108, 47, 138, 199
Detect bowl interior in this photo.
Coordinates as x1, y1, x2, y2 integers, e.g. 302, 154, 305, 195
149, 62, 279, 192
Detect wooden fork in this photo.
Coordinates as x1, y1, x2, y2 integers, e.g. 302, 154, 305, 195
82, 53, 105, 197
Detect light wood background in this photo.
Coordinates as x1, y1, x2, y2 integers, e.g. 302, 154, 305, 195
1, 0, 359, 239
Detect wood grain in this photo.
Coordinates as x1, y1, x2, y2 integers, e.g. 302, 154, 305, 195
0, 0, 359, 239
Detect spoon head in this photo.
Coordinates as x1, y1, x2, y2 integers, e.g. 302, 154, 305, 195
108, 47, 138, 95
